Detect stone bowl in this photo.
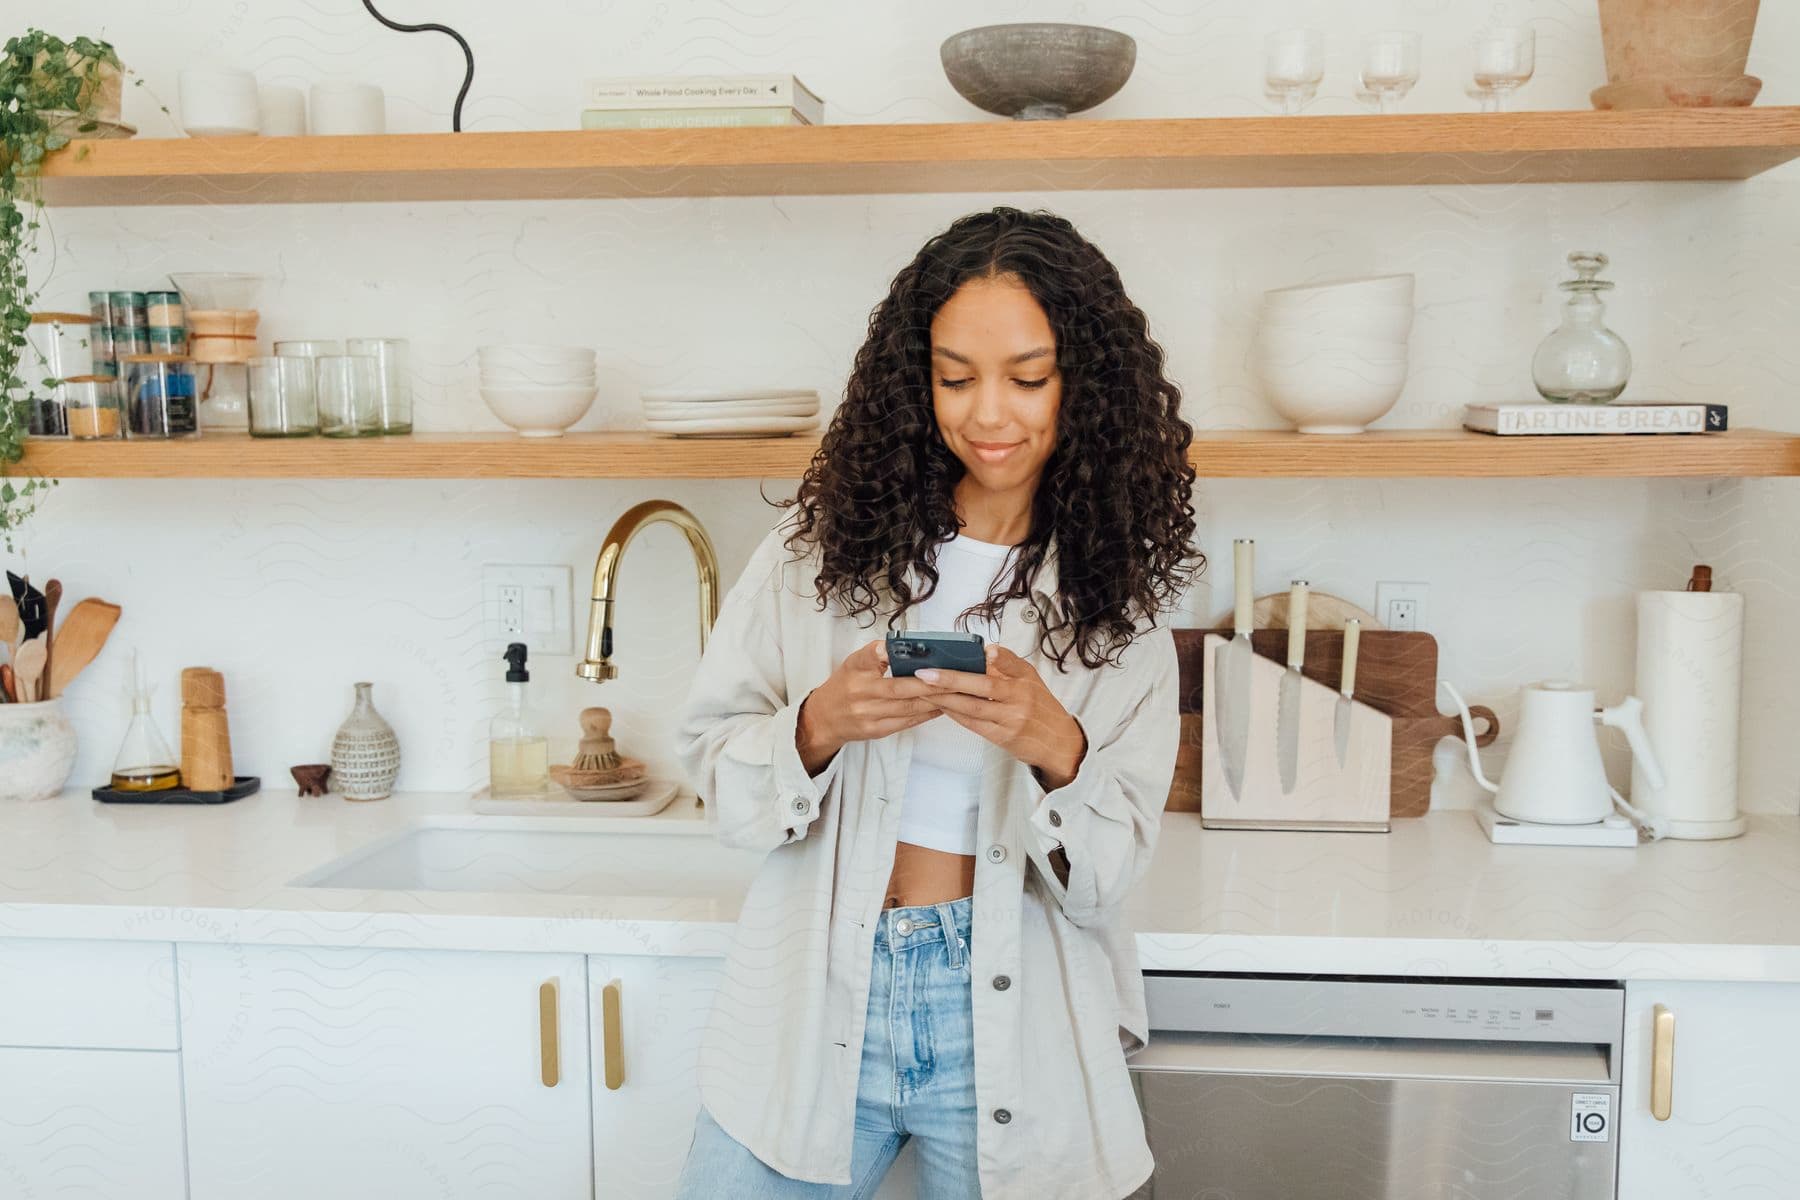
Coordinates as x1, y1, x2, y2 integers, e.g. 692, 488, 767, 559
940, 23, 1137, 120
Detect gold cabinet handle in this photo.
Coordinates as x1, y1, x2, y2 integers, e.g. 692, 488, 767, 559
539, 979, 561, 1088
602, 977, 625, 1091
1650, 1003, 1675, 1121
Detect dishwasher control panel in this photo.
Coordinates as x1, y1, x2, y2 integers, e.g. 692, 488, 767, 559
1144, 973, 1625, 1047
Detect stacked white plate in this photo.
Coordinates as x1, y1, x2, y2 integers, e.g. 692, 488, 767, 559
479, 344, 598, 437
1253, 274, 1415, 435
642, 388, 820, 438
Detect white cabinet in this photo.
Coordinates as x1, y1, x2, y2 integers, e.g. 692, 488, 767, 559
0, 1046, 187, 1200
181, 943, 592, 1200
1619, 980, 1800, 1199
586, 953, 914, 1198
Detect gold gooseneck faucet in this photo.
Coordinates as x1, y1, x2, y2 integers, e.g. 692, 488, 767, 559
578, 499, 720, 682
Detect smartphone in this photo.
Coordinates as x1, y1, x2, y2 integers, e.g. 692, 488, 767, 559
885, 630, 987, 677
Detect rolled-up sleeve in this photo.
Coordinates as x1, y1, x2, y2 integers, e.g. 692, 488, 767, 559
1021, 623, 1179, 928
675, 530, 843, 854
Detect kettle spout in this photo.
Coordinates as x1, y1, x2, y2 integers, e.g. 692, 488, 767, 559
1439, 680, 1501, 794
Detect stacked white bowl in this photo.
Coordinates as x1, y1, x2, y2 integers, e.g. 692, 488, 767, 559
641, 388, 821, 438
479, 345, 598, 438
1253, 274, 1415, 434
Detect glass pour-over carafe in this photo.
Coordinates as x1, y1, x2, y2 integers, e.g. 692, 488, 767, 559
1532, 251, 1632, 404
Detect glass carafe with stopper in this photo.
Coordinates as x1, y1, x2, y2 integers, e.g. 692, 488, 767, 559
110, 651, 180, 791
1532, 251, 1632, 404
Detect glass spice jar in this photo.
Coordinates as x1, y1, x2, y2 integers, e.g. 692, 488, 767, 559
64, 377, 125, 440
122, 354, 200, 438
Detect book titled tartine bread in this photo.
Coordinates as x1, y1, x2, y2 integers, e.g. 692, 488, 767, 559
1463, 402, 1728, 435
583, 75, 824, 124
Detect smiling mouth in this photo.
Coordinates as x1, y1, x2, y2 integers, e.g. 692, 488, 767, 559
968, 440, 1022, 462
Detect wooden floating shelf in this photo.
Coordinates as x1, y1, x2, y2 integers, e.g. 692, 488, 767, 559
16, 429, 1800, 480
38, 109, 1800, 205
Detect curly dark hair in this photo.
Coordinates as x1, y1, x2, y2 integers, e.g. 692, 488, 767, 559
774, 206, 1201, 671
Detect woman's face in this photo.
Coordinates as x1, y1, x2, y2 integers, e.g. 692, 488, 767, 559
930, 275, 1062, 507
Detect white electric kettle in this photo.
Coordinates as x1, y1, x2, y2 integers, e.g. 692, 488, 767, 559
1440, 680, 1667, 832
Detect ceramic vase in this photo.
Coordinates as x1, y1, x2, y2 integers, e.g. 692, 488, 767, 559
330, 681, 400, 800
0, 699, 79, 802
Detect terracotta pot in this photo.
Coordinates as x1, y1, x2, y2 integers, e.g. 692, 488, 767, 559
1597, 0, 1761, 86
30, 49, 123, 124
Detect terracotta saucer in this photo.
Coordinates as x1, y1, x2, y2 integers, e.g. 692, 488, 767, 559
1590, 75, 1761, 110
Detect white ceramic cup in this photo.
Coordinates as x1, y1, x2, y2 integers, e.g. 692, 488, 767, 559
309, 82, 386, 135
257, 84, 308, 136
179, 68, 261, 137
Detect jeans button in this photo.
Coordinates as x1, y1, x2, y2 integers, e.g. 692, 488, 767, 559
993, 1108, 1012, 1125
894, 918, 913, 936
992, 974, 1011, 991
986, 844, 1006, 864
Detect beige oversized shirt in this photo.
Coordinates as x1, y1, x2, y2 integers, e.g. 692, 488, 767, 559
675, 510, 1180, 1200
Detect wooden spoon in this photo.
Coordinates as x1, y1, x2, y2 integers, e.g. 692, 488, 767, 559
48, 598, 122, 699
41, 579, 61, 698
0, 595, 17, 660
0, 663, 14, 703
12, 635, 46, 703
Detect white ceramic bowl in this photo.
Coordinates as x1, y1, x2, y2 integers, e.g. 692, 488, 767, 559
481, 385, 598, 438
480, 366, 598, 387
1254, 334, 1411, 366
1259, 306, 1415, 342
1264, 273, 1415, 305
478, 344, 595, 365
1256, 357, 1408, 435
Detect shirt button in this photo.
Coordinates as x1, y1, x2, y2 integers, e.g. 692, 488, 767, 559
992, 974, 1011, 991
1047, 809, 1062, 828
986, 844, 1006, 864
1022, 606, 1039, 624
894, 918, 913, 935
790, 796, 809, 815
993, 1108, 1012, 1125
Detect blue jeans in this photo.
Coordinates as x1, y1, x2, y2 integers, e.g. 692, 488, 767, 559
675, 895, 980, 1199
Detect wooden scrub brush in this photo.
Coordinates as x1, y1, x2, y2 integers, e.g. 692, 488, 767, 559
548, 706, 648, 790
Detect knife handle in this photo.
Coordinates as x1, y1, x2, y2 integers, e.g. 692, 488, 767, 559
1232, 540, 1254, 637
1286, 581, 1309, 668
1341, 619, 1360, 697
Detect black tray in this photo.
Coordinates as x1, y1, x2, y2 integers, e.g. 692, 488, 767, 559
93, 776, 260, 805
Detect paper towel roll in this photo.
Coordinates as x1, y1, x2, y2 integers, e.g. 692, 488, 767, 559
1632, 589, 1746, 838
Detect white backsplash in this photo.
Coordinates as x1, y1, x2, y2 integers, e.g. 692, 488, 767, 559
9, 1, 1798, 812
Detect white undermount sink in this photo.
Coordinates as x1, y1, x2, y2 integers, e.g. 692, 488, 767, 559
292, 820, 762, 898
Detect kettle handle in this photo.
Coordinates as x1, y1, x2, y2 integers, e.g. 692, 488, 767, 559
1600, 694, 1666, 792
1438, 681, 1500, 795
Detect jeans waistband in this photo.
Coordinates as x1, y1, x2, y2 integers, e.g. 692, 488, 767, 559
873, 895, 973, 961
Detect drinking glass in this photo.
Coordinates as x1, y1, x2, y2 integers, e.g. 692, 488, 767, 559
1264, 30, 1325, 115
346, 337, 412, 434
248, 355, 319, 437
1361, 31, 1421, 114
1472, 26, 1535, 112
316, 354, 381, 437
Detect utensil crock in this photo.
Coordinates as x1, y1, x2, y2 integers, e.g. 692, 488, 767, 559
0, 698, 79, 802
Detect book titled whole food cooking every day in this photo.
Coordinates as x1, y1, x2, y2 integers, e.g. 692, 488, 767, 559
1463, 401, 1728, 435
582, 74, 825, 126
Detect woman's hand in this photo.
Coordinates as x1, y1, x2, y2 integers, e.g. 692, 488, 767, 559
916, 645, 1088, 790
795, 639, 943, 775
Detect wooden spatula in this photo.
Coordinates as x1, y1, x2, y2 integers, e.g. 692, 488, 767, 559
12, 635, 46, 703
0, 595, 18, 661
41, 579, 61, 697
48, 598, 122, 699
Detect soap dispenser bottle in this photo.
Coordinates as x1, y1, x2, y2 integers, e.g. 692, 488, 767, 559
489, 642, 549, 797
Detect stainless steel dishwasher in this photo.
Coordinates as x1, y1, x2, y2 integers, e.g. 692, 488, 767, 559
1128, 973, 1624, 1200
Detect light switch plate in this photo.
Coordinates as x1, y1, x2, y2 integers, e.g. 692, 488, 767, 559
483, 564, 574, 655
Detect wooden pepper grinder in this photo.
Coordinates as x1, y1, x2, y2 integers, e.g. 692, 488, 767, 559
180, 667, 234, 791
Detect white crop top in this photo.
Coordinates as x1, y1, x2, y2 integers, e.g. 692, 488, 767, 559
895, 532, 1015, 855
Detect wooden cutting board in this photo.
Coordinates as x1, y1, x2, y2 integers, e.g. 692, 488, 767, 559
1170, 627, 1498, 819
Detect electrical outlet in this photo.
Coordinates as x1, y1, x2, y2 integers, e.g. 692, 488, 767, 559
1375, 581, 1429, 632
483, 565, 575, 654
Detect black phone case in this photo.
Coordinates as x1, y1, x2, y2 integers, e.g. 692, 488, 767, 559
886, 631, 987, 676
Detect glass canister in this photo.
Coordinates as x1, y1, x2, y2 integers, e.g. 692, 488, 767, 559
1532, 252, 1633, 404
145, 290, 184, 328
108, 290, 148, 328
248, 355, 319, 436
26, 385, 69, 437
316, 354, 381, 437
345, 337, 412, 434
122, 354, 200, 438
64, 377, 125, 440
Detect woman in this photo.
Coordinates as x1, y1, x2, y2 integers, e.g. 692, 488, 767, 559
674, 206, 1200, 1200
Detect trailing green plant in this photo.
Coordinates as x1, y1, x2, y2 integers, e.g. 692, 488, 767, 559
1, 29, 118, 548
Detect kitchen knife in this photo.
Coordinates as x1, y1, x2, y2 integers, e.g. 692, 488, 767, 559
1334, 618, 1361, 766
1213, 539, 1256, 800
1276, 580, 1310, 794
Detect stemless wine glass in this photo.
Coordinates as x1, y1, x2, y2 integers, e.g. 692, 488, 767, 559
1264, 30, 1325, 115
346, 337, 412, 434
1472, 26, 1535, 112
316, 354, 381, 437
1361, 31, 1421, 114
248, 355, 319, 437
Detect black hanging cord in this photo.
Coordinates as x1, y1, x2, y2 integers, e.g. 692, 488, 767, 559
361, 0, 475, 132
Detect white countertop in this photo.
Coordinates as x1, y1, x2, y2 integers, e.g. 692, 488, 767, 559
3, 787, 1797, 983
